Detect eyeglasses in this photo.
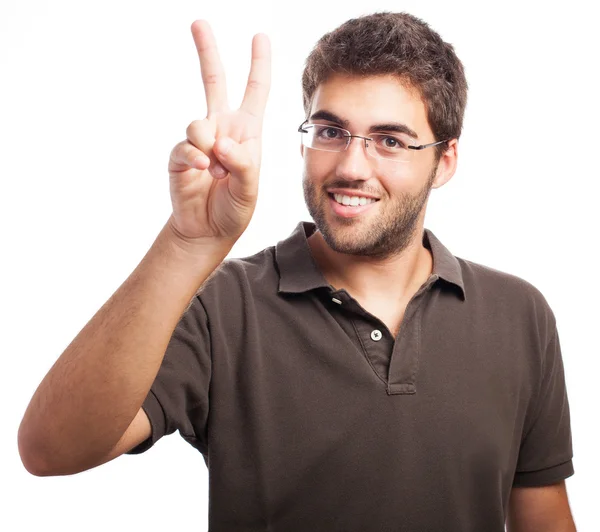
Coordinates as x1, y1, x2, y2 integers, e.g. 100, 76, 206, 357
298, 119, 449, 163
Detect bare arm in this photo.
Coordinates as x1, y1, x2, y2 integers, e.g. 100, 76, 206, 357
17, 219, 234, 476
506, 480, 577, 532
18, 20, 270, 477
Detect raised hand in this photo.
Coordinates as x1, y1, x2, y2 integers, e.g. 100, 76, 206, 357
167, 20, 271, 247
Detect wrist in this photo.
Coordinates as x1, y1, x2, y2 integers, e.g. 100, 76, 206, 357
162, 216, 237, 261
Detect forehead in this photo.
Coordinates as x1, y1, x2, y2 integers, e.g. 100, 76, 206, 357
310, 73, 430, 138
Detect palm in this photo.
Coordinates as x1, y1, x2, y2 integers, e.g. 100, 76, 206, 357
168, 21, 270, 242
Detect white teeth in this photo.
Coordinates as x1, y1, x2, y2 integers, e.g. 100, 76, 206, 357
333, 193, 376, 206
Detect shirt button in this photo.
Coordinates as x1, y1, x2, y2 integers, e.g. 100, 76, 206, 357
371, 329, 382, 341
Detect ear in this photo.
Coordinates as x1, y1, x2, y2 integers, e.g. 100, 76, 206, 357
431, 139, 458, 190
300, 143, 304, 157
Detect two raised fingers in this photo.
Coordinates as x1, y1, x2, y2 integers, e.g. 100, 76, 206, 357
191, 20, 271, 119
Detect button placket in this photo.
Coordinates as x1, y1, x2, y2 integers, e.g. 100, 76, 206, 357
330, 291, 393, 384
387, 280, 439, 395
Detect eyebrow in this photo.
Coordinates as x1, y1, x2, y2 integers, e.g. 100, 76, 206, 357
308, 109, 419, 140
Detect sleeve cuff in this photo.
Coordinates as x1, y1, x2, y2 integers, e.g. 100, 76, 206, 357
125, 389, 166, 455
512, 458, 574, 487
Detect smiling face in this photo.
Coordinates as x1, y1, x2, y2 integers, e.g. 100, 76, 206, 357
301, 73, 456, 260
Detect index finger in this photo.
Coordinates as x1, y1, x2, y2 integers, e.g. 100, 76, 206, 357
240, 33, 271, 118
191, 20, 229, 115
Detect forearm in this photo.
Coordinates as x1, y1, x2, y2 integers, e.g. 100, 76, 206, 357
18, 216, 233, 475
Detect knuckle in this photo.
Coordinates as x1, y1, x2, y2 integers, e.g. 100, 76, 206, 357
246, 78, 262, 91
180, 142, 194, 159
185, 119, 215, 151
202, 73, 220, 85
184, 143, 204, 162
170, 141, 198, 167
185, 120, 201, 138
169, 142, 184, 161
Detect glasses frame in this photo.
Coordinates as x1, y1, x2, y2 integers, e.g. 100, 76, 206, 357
298, 119, 450, 162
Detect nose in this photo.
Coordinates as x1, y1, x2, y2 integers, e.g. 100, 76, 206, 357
335, 136, 374, 181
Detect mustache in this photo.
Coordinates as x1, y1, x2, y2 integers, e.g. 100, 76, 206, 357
323, 184, 380, 195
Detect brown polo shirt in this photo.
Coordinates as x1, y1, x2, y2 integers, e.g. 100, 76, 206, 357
127, 221, 574, 531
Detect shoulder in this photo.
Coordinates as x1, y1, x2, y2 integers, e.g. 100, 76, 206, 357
195, 244, 278, 301
456, 256, 557, 341
187, 244, 281, 344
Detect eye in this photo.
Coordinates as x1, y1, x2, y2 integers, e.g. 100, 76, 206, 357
385, 136, 404, 148
315, 126, 342, 139
374, 134, 407, 150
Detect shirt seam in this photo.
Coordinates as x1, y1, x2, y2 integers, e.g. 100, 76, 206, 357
185, 294, 213, 419
515, 456, 573, 474
521, 324, 559, 444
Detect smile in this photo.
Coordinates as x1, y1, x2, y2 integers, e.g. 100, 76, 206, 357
328, 193, 380, 218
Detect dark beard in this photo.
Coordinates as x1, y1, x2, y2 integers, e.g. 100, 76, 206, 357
302, 164, 437, 261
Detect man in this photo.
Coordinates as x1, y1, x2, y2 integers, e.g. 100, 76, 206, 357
18, 11, 576, 532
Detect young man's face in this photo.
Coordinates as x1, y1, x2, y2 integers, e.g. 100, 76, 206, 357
301, 73, 456, 259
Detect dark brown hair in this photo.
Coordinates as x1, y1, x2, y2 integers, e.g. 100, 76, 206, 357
301, 11, 468, 163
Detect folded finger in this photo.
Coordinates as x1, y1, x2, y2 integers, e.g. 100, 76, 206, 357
185, 119, 229, 177
169, 141, 210, 170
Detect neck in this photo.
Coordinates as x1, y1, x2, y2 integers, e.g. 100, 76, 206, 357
307, 224, 433, 302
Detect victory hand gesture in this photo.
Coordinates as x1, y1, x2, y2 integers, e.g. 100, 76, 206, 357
167, 20, 271, 246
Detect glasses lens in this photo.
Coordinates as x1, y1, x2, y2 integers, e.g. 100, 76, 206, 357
367, 133, 413, 162
299, 123, 415, 163
302, 124, 347, 152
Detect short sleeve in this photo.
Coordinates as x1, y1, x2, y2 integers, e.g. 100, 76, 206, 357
513, 325, 574, 487
126, 294, 211, 456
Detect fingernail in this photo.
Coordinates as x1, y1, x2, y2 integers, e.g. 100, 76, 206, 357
212, 165, 227, 178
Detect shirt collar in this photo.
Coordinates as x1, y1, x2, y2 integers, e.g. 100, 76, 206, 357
275, 221, 465, 300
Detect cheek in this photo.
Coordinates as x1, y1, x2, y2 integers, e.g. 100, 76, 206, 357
383, 154, 433, 185
379, 169, 427, 200
412, 150, 437, 175
304, 152, 334, 178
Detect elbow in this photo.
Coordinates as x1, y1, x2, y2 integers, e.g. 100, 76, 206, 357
17, 421, 106, 477
18, 421, 52, 477
21, 457, 50, 477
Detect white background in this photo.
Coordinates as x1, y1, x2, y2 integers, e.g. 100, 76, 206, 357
1, 0, 598, 530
